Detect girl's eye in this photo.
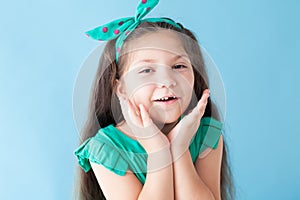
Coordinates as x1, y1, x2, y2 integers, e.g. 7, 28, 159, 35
172, 64, 188, 71
139, 68, 154, 74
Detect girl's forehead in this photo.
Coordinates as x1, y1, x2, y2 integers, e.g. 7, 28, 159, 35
127, 30, 186, 55
123, 30, 189, 66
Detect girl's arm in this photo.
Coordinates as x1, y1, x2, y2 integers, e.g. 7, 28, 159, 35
92, 99, 174, 200
90, 143, 174, 200
167, 89, 222, 199
171, 135, 223, 200
140, 147, 174, 200
195, 135, 223, 200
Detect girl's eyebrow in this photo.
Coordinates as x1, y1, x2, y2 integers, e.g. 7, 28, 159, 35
172, 54, 190, 61
134, 59, 157, 64
133, 54, 190, 65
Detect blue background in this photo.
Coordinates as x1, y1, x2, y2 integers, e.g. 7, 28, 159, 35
1, 0, 299, 199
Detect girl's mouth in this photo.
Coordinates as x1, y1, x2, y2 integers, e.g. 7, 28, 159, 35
153, 96, 179, 105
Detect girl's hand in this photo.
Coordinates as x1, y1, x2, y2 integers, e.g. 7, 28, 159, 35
119, 98, 170, 154
167, 89, 210, 158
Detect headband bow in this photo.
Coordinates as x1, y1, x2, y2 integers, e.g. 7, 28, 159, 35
85, 0, 182, 63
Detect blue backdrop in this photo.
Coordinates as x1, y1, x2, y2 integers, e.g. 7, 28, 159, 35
1, 0, 299, 199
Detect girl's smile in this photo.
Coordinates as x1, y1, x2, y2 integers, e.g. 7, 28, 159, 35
153, 95, 180, 105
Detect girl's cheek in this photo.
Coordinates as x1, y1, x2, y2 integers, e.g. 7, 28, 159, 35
131, 85, 153, 100
124, 76, 152, 91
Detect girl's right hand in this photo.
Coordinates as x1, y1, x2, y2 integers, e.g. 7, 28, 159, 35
119, 98, 170, 154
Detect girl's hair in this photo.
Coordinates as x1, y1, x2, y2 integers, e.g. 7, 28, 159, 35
74, 21, 235, 200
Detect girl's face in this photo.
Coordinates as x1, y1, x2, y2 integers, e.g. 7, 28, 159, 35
117, 30, 194, 124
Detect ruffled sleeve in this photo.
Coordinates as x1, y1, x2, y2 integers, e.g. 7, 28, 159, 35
199, 117, 223, 152
74, 132, 129, 176
189, 117, 223, 162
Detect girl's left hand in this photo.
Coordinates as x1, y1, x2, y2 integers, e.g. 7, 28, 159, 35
167, 89, 210, 157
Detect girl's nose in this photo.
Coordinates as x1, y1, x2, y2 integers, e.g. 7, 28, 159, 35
157, 69, 177, 88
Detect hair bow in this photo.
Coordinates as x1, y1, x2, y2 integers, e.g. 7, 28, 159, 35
85, 0, 182, 63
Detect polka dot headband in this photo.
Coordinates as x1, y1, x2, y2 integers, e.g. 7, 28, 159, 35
85, 0, 182, 63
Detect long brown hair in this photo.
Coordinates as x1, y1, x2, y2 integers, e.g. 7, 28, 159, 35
74, 21, 235, 200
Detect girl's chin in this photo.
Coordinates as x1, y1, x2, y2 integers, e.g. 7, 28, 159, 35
147, 105, 186, 125
150, 113, 181, 125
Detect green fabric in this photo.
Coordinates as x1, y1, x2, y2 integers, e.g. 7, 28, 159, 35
85, 0, 182, 63
74, 117, 223, 184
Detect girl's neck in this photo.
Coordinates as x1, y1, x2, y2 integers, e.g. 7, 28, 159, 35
116, 120, 179, 139
159, 120, 179, 135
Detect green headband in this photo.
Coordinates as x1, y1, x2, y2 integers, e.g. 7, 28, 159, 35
85, 0, 182, 63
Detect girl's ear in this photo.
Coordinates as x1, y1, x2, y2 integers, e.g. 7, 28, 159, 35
115, 79, 127, 100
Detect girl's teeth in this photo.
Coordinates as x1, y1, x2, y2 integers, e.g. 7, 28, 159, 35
157, 96, 177, 101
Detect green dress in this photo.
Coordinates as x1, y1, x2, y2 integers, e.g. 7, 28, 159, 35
74, 117, 223, 184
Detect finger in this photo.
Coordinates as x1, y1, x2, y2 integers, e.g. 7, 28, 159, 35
196, 89, 210, 113
129, 99, 141, 117
127, 99, 142, 127
139, 104, 161, 139
119, 98, 135, 123
139, 104, 152, 127
187, 89, 210, 121
128, 97, 140, 116
198, 89, 210, 105
119, 97, 130, 119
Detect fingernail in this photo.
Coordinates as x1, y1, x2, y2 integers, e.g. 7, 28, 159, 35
136, 111, 140, 116
203, 89, 209, 95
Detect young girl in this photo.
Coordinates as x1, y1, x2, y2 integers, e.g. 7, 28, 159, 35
74, 0, 234, 199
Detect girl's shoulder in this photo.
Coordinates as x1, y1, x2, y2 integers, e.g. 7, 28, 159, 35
74, 124, 145, 176
189, 117, 223, 162
199, 117, 223, 148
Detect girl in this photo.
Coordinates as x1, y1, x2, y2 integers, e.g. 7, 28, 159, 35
74, 0, 234, 199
